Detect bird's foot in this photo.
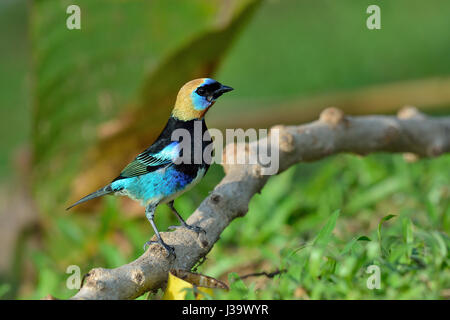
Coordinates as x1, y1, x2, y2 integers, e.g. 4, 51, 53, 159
143, 240, 176, 258
168, 223, 206, 235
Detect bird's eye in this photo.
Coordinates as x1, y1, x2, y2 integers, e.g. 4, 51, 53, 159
196, 87, 206, 96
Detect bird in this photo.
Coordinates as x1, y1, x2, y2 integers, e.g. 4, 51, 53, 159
67, 78, 233, 257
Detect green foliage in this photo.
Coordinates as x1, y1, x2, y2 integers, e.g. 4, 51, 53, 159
205, 154, 450, 300
314, 210, 340, 248
215, 210, 449, 299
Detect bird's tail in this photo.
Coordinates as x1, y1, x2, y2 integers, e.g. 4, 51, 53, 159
66, 185, 114, 210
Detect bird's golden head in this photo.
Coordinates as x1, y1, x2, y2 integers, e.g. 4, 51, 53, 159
172, 78, 233, 121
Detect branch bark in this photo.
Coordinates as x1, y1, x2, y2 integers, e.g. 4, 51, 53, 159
70, 107, 450, 300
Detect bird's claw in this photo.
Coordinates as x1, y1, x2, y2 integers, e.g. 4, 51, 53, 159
143, 240, 176, 258
168, 224, 206, 235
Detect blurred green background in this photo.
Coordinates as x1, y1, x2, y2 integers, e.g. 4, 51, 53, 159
0, 0, 449, 299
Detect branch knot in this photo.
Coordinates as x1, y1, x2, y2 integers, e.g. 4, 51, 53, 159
319, 107, 345, 127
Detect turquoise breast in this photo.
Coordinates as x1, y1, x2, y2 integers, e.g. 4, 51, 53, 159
111, 166, 195, 205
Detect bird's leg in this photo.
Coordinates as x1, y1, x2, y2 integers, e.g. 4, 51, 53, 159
143, 204, 175, 257
167, 201, 205, 235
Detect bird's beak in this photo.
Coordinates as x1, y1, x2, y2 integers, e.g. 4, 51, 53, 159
212, 85, 234, 99
219, 85, 234, 93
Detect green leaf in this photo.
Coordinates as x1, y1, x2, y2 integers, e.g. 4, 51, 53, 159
340, 238, 358, 256
402, 218, 414, 245
377, 214, 397, 257
308, 248, 323, 278
340, 235, 371, 256
314, 209, 340, 247
377, 214, 397, 243
228, 272, 248, 297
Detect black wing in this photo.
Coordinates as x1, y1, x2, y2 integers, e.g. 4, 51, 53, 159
114, 141, 179, 180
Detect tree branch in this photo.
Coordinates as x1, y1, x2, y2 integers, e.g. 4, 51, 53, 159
70, 107, 450, 300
